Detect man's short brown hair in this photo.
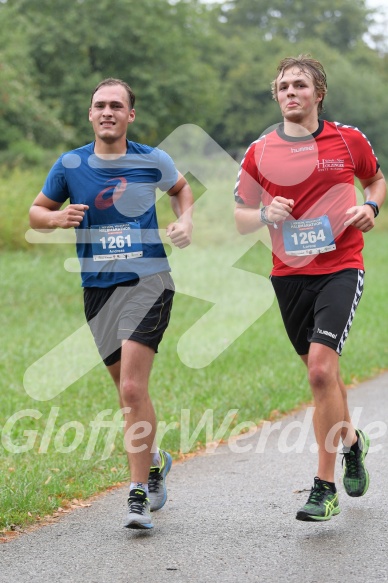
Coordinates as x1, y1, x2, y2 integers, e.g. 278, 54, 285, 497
90, 78, 136, 109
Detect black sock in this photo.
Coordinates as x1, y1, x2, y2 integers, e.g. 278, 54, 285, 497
317, 477, 337, 493
351, 431, 360, 452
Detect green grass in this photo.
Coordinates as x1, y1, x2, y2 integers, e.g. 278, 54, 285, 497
0, 168, 387, 531
0, 167, 49, 251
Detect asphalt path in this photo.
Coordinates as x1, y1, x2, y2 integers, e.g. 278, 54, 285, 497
1, 373, 387, 583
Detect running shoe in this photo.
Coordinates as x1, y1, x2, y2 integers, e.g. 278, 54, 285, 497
296, 477, 340, 522
342, 429, 370, 497
124, 487, 153, 529
148, 450, 172, 512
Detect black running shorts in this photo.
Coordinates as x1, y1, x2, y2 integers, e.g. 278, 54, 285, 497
84, 271, 175, 366
270, 269, 364, 356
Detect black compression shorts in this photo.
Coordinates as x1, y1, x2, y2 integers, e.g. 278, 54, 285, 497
270, 268, 364, 356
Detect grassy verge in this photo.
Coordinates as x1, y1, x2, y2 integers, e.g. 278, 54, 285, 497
0, 168, 387, 531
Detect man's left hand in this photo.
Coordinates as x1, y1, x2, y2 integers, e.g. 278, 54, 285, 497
344, 205, 375, 232
166, 221, 193, 248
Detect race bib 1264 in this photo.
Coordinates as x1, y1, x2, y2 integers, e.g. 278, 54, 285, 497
282, 215, 336, 256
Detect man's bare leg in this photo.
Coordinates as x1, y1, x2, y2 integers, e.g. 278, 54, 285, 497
107, 340, 156, 483
301, 343, 356, 482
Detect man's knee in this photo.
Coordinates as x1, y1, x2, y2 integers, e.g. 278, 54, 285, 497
308, 362, 335, 391
120, 378, 147, 407
307, 343, 339, 390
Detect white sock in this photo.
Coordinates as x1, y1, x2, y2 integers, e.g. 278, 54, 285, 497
130, 482, 148, 495
151, 449, 161, 467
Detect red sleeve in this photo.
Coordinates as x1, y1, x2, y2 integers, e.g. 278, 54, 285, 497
234, 142, 262, 206
338, 125, 379, 180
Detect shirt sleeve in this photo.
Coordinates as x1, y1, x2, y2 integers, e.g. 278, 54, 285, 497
234, 143, 262, 206
156, 149, 179, 192
41, 155, 70, 203
341, 126, 380, 180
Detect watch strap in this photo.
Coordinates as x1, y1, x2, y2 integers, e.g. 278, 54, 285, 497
260, 206, 275, 225
363, 201, 379, 218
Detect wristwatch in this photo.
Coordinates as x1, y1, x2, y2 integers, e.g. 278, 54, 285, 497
260, 206, 275, 225
363, 201, 379, 218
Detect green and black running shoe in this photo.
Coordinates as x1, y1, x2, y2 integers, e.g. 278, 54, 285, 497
296, 477, 340, 522
342, 429, 370, 497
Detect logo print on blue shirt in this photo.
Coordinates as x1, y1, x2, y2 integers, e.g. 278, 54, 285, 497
95, 177, 127, 210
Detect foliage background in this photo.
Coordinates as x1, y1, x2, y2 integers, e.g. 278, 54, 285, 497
0, 0, 387, 168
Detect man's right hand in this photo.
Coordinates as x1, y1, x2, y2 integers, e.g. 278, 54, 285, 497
266, 196, 294, 223
30, 191, 89, 231
55, 204, 89, 228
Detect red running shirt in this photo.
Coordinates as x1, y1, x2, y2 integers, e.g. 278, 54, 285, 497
234, 120, 379, 276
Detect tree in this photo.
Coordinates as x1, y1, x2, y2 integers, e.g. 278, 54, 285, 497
0, 2, 68, 164
0, 0, 387, 166
217, 0, 370, 51
322, 44, 388, 170
6, 0, 223, 147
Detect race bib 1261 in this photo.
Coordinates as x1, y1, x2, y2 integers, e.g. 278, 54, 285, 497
91, 222, 143, 261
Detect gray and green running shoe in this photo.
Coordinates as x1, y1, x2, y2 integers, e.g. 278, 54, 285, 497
148, 450, 172, 512
296, 477, 340, 522
342, 429, 370, 497
124, 486, 153, 529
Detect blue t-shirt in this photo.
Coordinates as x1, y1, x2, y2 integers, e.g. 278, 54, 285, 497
42, 140, 178, 287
